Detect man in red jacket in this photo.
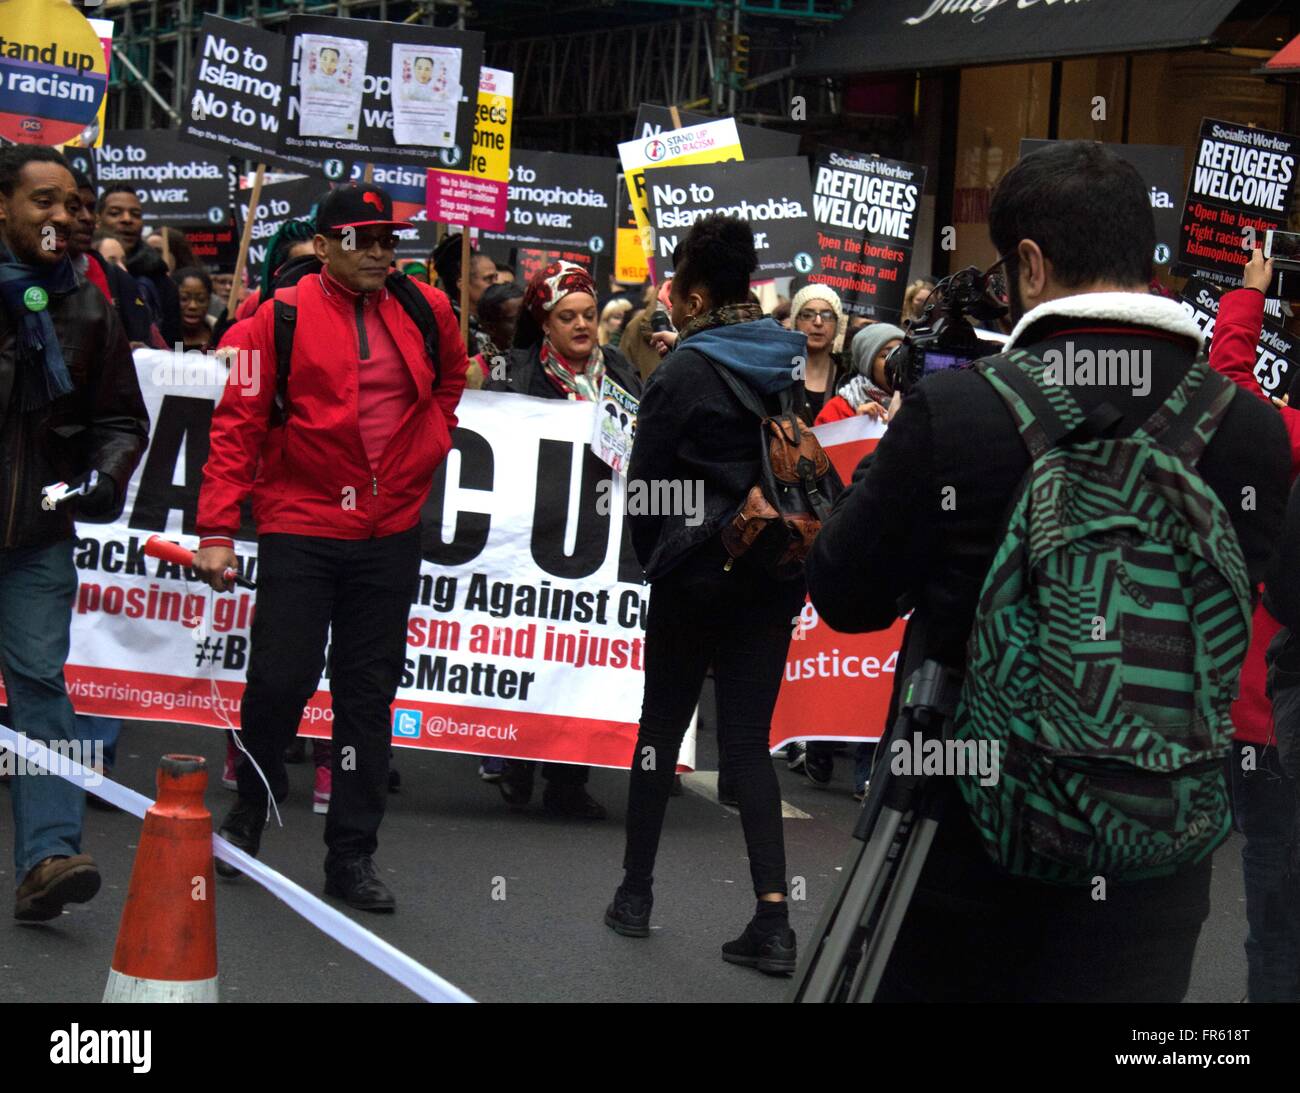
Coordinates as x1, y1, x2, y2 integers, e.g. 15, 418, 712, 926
193, 183, 467, 912
1205, 249, 1300, 1000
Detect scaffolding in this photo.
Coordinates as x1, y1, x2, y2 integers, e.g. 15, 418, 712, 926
99, 0, 850, 151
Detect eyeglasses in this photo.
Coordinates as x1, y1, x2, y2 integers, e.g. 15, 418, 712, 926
982, 250, 1016, 307
796, 308, 837, 325
328, 230, 400, 252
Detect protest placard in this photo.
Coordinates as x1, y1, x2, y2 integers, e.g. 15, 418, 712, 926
618, 118, 743, 273
427, 67, 513, 233
809, 147, 926, 318
0, 0, 108, 145
95, 130, 232, 226
634, 104, 798, 161
181, 15, 317, 175
279, 15, 483, 169
1176, 118, 1300, 287
614, 175, 648, 285
1178, 275, 1300, 398
644, 157, 818, 281
234, 176, 323, 274
481, 150, 617, 258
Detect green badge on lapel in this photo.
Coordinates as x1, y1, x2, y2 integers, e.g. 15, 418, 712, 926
23, 286, 48, 312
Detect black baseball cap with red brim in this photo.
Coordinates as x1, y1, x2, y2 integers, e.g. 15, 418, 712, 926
314, 183, 414, 233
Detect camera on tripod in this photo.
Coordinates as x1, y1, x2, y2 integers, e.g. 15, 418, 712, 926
885, 266, 1009, 395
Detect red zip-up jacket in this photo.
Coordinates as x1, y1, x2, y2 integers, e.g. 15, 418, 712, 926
1207, 286, 1300, 747
197, 270, 467, 544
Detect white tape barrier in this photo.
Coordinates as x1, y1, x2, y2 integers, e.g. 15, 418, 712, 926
0, 724, 473, 1004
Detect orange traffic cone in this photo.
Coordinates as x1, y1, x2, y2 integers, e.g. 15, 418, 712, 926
103, 755, 218, 1002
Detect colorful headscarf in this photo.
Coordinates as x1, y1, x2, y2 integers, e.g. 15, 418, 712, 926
523, 260, 596, 325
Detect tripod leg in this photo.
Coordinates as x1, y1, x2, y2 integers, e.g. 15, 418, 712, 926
795, 805, 906, 1001
852, 808, 941, 1002
853, 780, 948, 1002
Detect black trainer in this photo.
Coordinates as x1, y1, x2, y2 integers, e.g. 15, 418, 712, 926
499, 763, 534, 808
216, 797, 267, 878
324, 856, 395, 913
543, 785, 606, 820
604, 886, 653, 937
722, 919, 798, 976
804, 745, 834, 787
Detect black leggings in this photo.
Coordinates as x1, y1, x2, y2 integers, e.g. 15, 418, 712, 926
622, 548, 805, 896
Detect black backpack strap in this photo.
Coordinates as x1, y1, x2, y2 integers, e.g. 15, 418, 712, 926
704, 356, 779, 420
386, 271, 441, 390
271, 297, 296, 426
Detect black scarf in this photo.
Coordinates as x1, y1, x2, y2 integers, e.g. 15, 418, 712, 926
0, 242, 77, 409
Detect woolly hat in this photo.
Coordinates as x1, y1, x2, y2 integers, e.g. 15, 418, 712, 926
849, 321, 907, 379
790, 283, 846, 349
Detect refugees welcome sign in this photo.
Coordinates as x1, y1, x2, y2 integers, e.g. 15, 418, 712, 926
810, 147, 926, 320
1177, 118, 1299, 287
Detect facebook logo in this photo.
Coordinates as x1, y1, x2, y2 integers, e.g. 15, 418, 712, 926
392, 709, 422, 738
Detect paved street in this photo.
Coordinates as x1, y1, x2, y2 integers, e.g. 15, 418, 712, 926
0, 715, 1249, 1004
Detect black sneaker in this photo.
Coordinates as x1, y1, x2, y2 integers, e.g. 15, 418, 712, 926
216, 797, 267, 878
722, 919, 797, 976
499, 764, 534, 808
805, 746, 834, 787
324, 856, 395, 913
543, 785, 607, 820
604, 886, 653, 937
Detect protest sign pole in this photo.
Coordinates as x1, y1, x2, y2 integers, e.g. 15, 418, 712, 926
364, 163, 374, 184
160, 226, 171, 270
669, 105, 682, 129
228, 162, 266, 316
459, 231, 471, 347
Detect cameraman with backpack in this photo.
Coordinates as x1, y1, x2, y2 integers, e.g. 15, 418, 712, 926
194, 183, 467, 912
806, 141, 1289, 1002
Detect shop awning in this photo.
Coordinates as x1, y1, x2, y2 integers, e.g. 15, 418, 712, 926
1258, 33, 1300, 79
797, 0, 1245, 77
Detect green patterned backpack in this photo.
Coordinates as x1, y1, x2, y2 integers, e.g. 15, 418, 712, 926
956, 351, 1251, 885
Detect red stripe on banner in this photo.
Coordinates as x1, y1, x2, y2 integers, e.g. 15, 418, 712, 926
18, 665, 651, 771
768, 422, 905, 750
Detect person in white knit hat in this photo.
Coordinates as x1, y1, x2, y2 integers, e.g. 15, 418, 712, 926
789, 283, 847, 425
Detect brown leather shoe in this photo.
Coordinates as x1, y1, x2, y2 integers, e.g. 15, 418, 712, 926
14, 855, 101, 922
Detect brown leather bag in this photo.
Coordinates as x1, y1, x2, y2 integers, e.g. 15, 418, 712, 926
710, 363, 843, 580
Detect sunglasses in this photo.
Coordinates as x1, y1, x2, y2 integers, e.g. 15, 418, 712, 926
328, 229, 400, 252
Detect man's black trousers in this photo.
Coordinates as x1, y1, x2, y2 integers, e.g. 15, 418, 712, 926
234, 528, 420, 872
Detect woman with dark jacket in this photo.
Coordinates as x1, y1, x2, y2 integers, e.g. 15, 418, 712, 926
484, 260, 641, 820
603, 215, 807, 975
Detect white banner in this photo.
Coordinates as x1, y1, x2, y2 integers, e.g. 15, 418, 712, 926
21, 350, 701, 771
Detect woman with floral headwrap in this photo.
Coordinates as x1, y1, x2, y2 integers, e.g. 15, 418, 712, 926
484, 260, 642, 820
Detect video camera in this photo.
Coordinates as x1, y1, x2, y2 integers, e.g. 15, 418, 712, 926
885, 266, 1009, 395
